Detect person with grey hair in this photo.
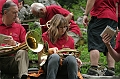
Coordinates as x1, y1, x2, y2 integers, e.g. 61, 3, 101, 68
0, 1, 28, 79
30, 3, 82, 45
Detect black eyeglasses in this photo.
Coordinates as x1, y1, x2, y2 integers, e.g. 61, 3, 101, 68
59, 26, 68, 29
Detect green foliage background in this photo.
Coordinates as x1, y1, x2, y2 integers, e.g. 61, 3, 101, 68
24, 0, 120, 76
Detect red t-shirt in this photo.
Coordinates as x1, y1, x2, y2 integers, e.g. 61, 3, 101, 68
0, 0, 18, 18
114, 32, 120, 53
40, 5, 82, 37
42, 32, 75, 50
90, 0, 118, 22
0, 18, 26, 43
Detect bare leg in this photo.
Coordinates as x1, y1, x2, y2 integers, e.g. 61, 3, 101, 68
106, 52, 115, 68
87, 50, 100, 75
104, 52, 115, 76
90, 50, 100, 66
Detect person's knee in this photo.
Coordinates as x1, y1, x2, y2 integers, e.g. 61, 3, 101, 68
49, 54, 60, 62
66, 56, 76, 64
16, 50, 28, 57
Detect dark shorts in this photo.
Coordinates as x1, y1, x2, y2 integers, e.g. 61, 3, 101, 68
88, 17, 118, 55
0, 56, 18, 74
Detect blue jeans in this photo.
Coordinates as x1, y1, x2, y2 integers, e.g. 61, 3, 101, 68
46, 54, 78, 79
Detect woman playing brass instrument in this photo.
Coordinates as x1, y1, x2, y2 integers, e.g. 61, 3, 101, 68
42, 14, 82, 79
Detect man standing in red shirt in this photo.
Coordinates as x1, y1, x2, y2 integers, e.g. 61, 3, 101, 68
30, 3, 82, 44
102, 0, 120, 65
0, 1, 28, 79
83, 0, 118, 76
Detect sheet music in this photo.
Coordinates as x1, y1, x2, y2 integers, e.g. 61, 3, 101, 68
100, 25, 116, 37
0, 46, 13, 50
0, 34, 11, 44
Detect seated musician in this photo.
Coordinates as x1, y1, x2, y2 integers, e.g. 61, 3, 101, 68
0, 1, 28, 79
42, 14, 82, 79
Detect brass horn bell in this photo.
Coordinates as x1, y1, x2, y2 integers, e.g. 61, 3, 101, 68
26, 30, 43, 52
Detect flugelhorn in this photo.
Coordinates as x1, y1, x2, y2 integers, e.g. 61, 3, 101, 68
0, 30, 43, 56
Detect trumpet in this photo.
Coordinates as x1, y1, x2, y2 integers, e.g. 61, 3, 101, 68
0, 30, 43, 56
